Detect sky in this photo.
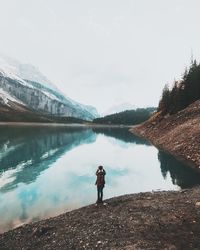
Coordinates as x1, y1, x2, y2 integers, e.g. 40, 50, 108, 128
0, 0, 200, 114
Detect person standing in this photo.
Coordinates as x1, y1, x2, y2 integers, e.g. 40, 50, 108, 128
95, 165, 106, 204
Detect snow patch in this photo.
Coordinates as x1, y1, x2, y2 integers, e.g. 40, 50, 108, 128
42, 90, 60, 102
0, 66, 32, 88
0, 55, 99, 119
0, 88, 25, 107
0, 55, 58, 90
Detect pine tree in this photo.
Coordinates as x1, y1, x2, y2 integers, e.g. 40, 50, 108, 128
158, 84, 170, 114
158, 59, 200, 115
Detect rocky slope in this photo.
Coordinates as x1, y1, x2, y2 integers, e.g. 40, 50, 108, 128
0, 55, 98, 120
130, 100, 200, 170
1, 188, 200, 249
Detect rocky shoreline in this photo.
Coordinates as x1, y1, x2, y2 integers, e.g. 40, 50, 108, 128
130, 100, 200, 172
1, 188, 200, 249
1, 101, 200, 249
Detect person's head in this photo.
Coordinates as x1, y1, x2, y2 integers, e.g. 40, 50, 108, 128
98, 165, 103, 170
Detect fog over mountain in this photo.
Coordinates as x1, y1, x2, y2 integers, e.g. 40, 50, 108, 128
0, 55, 99, 120
103, 102, 137, 116
0, 54, 58, 91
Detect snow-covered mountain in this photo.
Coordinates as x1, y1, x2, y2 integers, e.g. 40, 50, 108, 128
0, 88, 24, 107
0, 55, 58, 91
0, 55, 99, 120
0, 87, 36, 121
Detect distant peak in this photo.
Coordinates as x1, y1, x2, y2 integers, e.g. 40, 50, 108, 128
103, 102, 137, 116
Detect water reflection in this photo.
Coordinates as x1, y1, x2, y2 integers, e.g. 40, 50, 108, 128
158, 151, 200, 188
0, 126, 200, 233
92, 127, 150, 145
0, 126, 96, 191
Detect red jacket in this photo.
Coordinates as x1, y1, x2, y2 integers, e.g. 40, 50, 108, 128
95, 169, 106, 187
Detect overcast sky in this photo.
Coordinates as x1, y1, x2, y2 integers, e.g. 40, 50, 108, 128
0, 0, 200, 114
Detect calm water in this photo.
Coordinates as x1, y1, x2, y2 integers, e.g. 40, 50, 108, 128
0, 125, 200, 233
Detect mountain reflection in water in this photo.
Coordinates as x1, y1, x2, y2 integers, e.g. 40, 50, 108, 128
92, 127, 150, 145
0, 126, 96, 192
0, 125, 200, 233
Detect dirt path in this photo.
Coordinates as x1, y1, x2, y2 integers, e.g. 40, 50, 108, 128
1, 188, 200, 249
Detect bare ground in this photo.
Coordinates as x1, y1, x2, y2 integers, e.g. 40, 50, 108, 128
1, 188, 200, 249
130, 100, 200, 171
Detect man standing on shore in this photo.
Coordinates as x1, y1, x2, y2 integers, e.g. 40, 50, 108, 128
95, 165, 106, 204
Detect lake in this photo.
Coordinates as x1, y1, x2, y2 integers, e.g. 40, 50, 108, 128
0, 125, 200, 233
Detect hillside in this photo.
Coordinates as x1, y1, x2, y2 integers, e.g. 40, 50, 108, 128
0, 55, 98, 120
131, 100, 200, 170
93, 108, 156, 125
131, 60, 200, 171
0, 90, 86, 123
0, 105, 86, 123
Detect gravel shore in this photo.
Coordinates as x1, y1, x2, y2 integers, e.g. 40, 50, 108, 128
1, 188, 200, 249
130, 100, 200, 171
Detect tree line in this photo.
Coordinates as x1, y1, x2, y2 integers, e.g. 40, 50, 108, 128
158, 60, 200, 115
93, 108, 156, 125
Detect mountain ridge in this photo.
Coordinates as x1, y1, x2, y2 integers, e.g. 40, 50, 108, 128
0, 55, 99, 121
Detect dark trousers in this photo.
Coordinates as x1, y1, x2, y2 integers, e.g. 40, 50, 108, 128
97, 186, 104, 203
